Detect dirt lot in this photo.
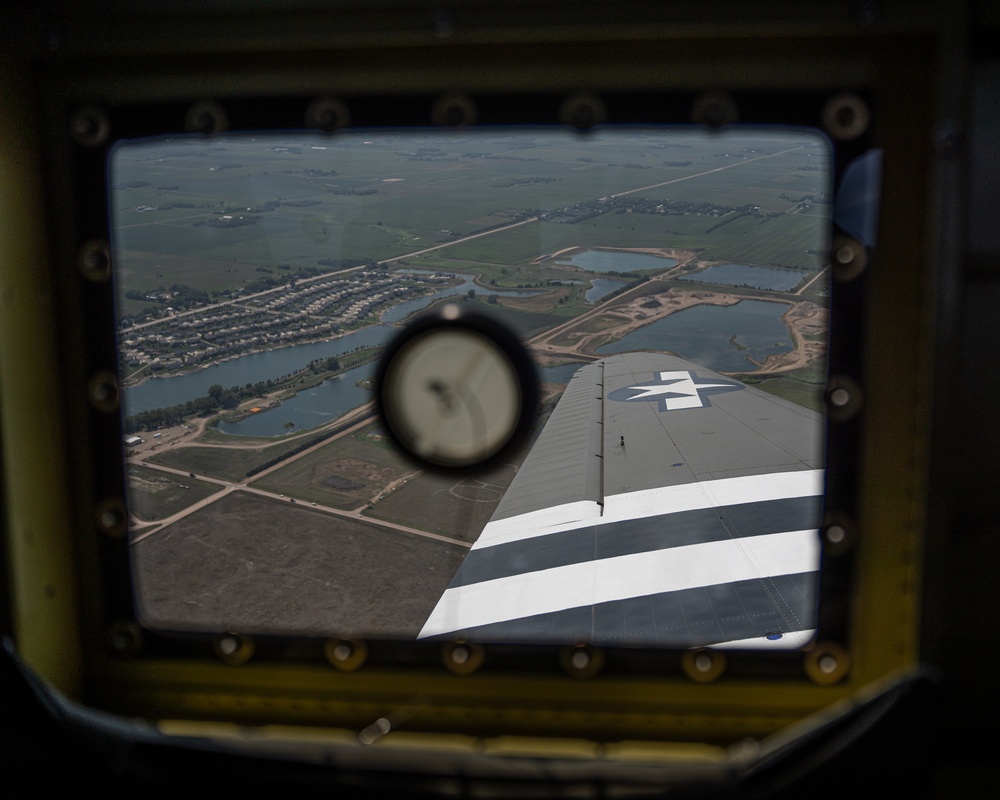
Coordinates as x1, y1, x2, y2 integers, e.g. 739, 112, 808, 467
131, 492, 466, 638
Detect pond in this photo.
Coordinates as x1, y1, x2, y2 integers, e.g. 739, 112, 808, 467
595, 299, 792, 372
677, 263, 805, 291
557, 250, 677, 273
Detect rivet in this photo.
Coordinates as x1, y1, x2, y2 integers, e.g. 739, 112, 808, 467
825, 375, 863, 421
692, 92, 738, 129
107, 620, 142, 656
305, 97, 351, 132
804, 642, 851, 685
682, 648, 726, 683
830, 233, 867, 281
821, 514, 857, 555
96, 497, 127, 537
213, 632, 254, 665
560, 644, 605, 679
822, 93, 870, 141
559, 93, 607, 132
443, 640, 484, 675
829, 388, 851, 407
324, 638, 368, 672
185, 101, 228, 135
70, 106, 110, 148
78, 239, 111, 283
431, 94, 476, 128
88, 371, 120, 413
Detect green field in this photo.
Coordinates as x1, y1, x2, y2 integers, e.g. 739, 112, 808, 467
146, 439, 305, 482
112, 130, 831, 297
737, 361, 828, 413
365, 461, 521, 541
126, 465, 223, 521
252, 425, 415, 509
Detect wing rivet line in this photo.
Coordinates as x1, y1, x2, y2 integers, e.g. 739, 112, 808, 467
682, 648, 727, 683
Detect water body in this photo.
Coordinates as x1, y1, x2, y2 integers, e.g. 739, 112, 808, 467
123, 325, 395, 414
558, 250, 678, 273
216, 361, 378, 437
596, 299, 791, 372
586, 278, 626, 303
677, 263, 804, 291
383, 273, 542, 323
216, 360, 587, 438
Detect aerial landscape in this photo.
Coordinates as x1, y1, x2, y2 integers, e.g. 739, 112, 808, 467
113, 128, 831, 639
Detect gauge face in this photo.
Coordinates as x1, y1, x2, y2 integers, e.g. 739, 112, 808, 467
377, 307, 537, 470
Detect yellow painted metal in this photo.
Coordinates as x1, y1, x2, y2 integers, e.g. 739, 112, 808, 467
2, 0, 945, 746
0, 62, 82, 698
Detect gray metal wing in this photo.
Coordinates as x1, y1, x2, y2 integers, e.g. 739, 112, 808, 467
419, 352, 824, 649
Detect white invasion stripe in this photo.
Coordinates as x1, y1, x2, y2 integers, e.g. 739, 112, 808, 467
474, 469, 823, 551
419, 528, 820, 639
707, 629, 817, 650
472, 500, 604, 550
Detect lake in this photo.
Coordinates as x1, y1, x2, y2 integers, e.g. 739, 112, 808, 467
123, 325, 395, 414
557, 250, 678, 273
215, 360, 587, 437
595, 299, 792, 372
215, 361, 379, 437
677, 263, 805, 291
586, 278, 626, 303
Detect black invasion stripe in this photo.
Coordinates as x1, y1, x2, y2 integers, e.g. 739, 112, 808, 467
428, 571, 819, 648
448, 495, 821, 589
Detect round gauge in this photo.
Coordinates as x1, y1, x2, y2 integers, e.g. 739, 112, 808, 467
376, 305, 538, 471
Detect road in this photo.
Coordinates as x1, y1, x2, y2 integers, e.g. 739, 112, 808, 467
129, 402, 471, 549
126, 145, 816, 542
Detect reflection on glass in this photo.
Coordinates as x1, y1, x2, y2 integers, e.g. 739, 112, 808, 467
113, 128, 830, 647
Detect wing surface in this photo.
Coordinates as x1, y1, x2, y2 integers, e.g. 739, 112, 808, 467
419, 352, 824, 649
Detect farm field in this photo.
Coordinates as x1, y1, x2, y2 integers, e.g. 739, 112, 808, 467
116, 127, 833, 638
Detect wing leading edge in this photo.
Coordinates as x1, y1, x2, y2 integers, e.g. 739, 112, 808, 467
419, 352, 824, 649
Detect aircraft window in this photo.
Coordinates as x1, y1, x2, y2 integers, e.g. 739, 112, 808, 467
110, 128, 831, 649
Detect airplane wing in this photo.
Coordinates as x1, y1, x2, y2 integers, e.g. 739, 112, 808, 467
418, 352, 824, 650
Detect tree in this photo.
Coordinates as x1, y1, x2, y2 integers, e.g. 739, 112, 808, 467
208, 384, 224, 400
